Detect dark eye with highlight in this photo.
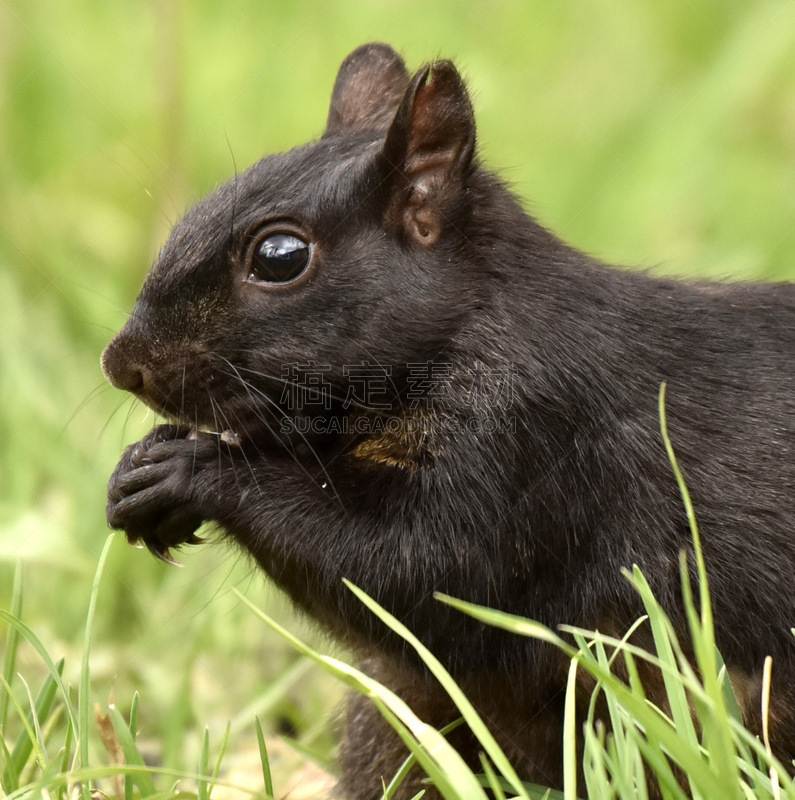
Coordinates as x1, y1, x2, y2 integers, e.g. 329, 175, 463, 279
248, 233, 311, 284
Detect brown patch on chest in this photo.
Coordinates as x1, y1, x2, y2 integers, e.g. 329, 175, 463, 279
349, 411, 439, 470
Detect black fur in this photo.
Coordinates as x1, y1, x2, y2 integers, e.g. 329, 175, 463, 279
103, 43, 795, 797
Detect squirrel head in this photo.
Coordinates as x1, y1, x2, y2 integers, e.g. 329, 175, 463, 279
102, 44, 480, 444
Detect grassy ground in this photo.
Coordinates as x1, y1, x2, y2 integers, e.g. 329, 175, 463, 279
1, 1, 795, 796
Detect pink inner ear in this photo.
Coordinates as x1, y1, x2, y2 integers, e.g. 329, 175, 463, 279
324, 44, 410, 137
403, 62, 476, 184
379, 58, 476, 246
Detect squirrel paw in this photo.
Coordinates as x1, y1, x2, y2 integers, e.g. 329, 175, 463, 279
107, 424, 219, 563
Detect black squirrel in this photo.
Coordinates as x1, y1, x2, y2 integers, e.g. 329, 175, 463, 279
102, 43, 795, 797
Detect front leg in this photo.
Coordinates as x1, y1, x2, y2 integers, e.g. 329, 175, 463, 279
107, 424, 235, 562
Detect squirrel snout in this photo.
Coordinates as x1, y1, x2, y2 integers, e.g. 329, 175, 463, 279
101, 336, 148, 394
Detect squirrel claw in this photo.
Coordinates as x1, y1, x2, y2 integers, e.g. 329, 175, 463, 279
146, 542, 184, 567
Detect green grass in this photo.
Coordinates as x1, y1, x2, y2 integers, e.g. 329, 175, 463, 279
2, 2, 795, 798
0, 538, 339, 799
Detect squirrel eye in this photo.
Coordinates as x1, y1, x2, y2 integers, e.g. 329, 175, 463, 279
248, 233, 311, 284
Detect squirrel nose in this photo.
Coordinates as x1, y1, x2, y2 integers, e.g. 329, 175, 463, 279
101, 337, 148, 394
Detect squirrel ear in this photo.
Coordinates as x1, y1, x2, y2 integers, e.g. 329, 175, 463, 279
325, 43, 410, 136
381, 61, 476, 246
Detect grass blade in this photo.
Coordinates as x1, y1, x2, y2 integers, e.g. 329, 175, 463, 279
107, 705, 158, 797
445, 596, 730, 796
8, 657, 64, 783
563, 657, 579, 800
125, 693, 140, 800
659, 384, 742, 798
0, 612, 78, 742
346, 582, 532, 800
234, 589, 487, 800
383, 718, 464, 800
478, 753, 507, 800
0, 735, 18, 794
368, 696, 471, 800
0, 562, 23, 733
254, 716, 274, 799
77, 532, 115, 798
198, 727, 210, 800
212, 722, 231, 786
0, 674, 46, 776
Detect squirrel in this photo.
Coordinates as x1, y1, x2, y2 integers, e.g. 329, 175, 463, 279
102, 43, 795, 797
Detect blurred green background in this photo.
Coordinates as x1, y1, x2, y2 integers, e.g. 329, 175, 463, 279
1, 0, 794, 785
